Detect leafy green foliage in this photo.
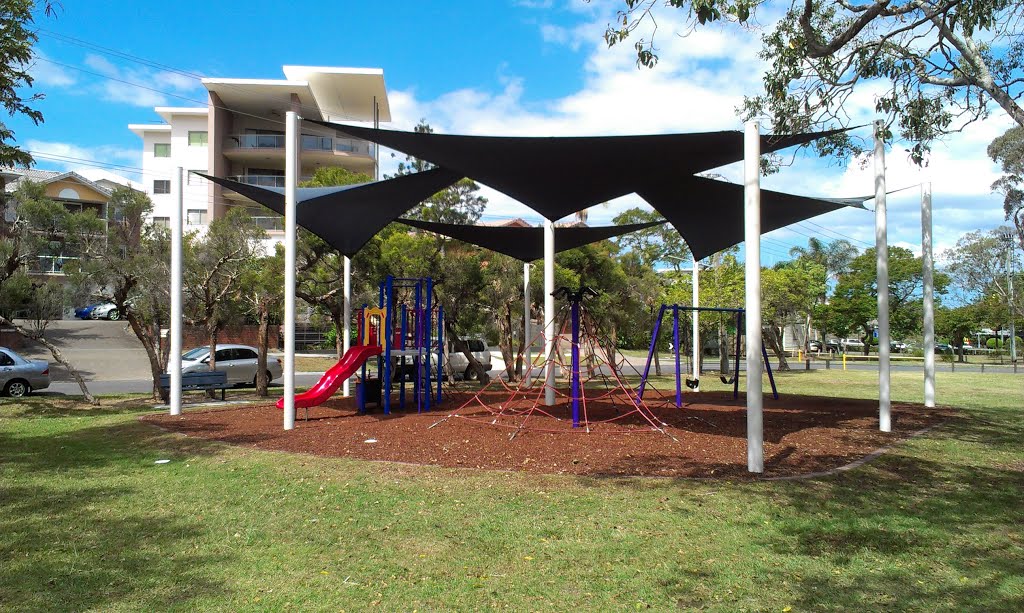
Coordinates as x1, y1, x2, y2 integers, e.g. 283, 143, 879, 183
598, 0, 1024, 164
988, 126, 1024, 249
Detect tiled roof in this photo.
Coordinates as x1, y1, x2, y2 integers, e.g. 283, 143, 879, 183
1, 167, 112, 197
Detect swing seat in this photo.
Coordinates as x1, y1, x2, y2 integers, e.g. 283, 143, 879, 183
720, 374, 737, 385
685, 378, 700, 390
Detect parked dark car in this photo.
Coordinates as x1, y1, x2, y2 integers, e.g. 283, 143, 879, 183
74, 303, 103, 319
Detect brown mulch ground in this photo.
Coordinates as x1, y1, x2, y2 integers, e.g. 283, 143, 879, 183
143, 387, 954, 479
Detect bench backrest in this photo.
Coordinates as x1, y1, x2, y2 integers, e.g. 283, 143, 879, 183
160, 370, 227, 387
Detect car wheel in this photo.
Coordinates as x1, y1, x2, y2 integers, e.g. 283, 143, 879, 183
5, 379, 30, 398
107, 309, 120, 321
464, 367, 480, 381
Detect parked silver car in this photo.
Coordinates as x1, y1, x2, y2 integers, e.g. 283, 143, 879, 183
0, 347, 50, 397
88, 302, 120, 321
181, 344, 282, 386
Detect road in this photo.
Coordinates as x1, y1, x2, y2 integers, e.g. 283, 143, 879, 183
14, 320, 1020, 398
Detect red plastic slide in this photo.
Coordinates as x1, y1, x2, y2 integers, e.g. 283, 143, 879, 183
276, 345, 382, 409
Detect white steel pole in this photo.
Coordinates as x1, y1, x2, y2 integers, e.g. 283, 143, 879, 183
1009, 238, 1017, 363
691, 255, 700, 391
744, 120, 764, 474
169, 167, 183, 415
283, 111, 299, 430
922, 182, 936, 408
342, 256, 352, 396
875, 120, 892, 432
544, 219, 555, 406
524, 261, 531, 383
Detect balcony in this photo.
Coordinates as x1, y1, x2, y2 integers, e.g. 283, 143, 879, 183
29, 255, 79, 275
251, 215, 284, 232
226, 175, 313, 188
222, 134, 376, 159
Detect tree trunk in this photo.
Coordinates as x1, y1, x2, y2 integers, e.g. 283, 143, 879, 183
0, 316, 97, 404
256, 303, 270, 396
764, 325, 791, 371
332, 309, 344, 359
125, 310, 167, 401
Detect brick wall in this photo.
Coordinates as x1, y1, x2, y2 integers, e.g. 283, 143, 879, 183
182, 325, 280, 349
0, 328, 26, 350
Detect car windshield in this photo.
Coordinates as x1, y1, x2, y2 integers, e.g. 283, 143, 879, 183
182, 347, 209, 361
468, 340, 485, 352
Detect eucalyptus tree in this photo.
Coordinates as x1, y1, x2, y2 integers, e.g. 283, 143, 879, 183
596, 0, 1024, 162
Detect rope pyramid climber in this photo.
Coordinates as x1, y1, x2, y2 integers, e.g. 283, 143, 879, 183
430, 286, 678, 439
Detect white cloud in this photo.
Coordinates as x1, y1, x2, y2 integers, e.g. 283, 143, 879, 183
28, 52, 76, 88
82, 53, 202, 108
380, 4, 1012, 252
25, 139, 141, 182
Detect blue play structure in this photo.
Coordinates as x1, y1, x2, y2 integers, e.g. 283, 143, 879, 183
356, 275, 444, 414
636, 304, 778, 406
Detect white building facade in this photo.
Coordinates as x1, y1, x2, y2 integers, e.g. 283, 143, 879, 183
129, 66, 390, 249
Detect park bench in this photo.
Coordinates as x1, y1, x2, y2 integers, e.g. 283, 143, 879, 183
159, 370, 229, 401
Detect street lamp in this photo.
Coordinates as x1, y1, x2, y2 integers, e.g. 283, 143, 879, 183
999, 229, 1017, 364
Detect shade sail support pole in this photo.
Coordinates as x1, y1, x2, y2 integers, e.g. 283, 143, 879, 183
744, 120, 764, 474
544, 219, 555, 406
922, 182, 935, 408
283, 111, 299, 431
343, 255, 352, 396
692, 255, 700, 392
169, 166, 183, 416
524, 262, 531, 384
875, 120, 892, 432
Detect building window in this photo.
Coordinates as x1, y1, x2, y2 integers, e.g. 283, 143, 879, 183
188, 131, 208, 146
153, 179, 171, 194
187, 171, 205, 185
154, 143, 171, 157
187, 209, 207, 226
152, 217, 170, 229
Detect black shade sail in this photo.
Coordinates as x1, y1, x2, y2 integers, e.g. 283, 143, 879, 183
636, 175, 870, 260
197, 168, 462, 257
397, 218, 668, 262
306, 119, 850, 222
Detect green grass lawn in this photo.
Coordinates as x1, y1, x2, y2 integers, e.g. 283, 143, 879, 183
2, 370, 1022, 611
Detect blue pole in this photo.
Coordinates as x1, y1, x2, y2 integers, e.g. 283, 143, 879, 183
384, 275, 393, 414
399, 303, 407, 409
571, 298, 581, 427
674, 306, 681, 408
424, 277, 433, 411
437, 305, 444, 404
414, 282, 422, 412
637, 304, 667, 402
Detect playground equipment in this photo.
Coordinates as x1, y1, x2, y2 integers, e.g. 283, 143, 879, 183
637, 304, 778, 407
356, 275, 444, 414
431, 286, 676, 437
276, 275, 444, 414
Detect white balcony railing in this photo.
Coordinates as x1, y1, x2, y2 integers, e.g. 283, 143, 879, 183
31, 255, 78, 275
227, 175, 312, 188
251, 216, 284, 232
224, 134, 376, 157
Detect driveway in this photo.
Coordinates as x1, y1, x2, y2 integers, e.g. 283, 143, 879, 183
14, 319, 153, 382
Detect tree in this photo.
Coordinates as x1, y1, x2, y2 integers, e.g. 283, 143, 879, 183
988, 127, 1024, 250
71, 186, 172, 400
762, 259, 826, 369
0, 180, 102, 403
241, 247, 283, 396
829, 246, 949, 353
788, 237, 859, 347
0, 1, 59, 168
183, 208, 264, 378
295, 166, 373, 357
597, 0, 1024, 162
936, 304, 981, 362
944, 229, 1022, 321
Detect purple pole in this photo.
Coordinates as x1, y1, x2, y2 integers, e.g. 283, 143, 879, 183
673, 306, 681, 407
637, 304, 667, 403
571, 298, 581, 427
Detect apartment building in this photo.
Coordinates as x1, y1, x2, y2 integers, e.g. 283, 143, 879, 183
1, 168, 127, 277
128, 66, 390, 247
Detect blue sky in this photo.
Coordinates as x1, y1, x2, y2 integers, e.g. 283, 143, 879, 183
15, 0, 1018, 264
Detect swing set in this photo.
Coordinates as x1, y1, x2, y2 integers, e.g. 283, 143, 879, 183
636, 304, 779, 407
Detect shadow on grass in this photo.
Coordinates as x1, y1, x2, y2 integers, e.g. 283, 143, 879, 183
600, 411, 1024, 610
0, 420, 232, 610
